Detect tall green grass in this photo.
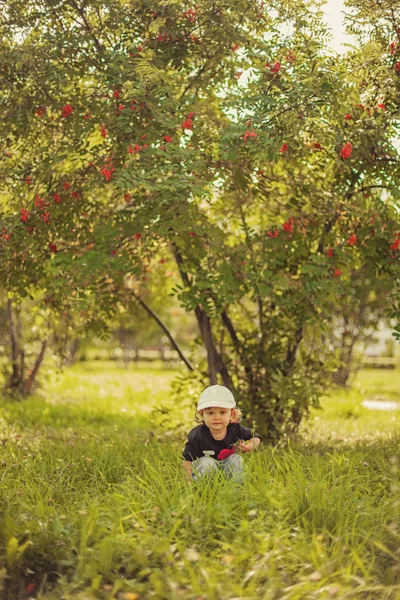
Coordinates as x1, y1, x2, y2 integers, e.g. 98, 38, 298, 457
0, 363, 399, 599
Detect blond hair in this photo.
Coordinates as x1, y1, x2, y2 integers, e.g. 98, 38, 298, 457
195, 407, 243, 424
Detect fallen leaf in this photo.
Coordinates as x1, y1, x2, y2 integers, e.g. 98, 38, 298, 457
119, 593, 139, 600
328, 586, 340, 596
185, 548, 200, 562
220, 554, 234, 564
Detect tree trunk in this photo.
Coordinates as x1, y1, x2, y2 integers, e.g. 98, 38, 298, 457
282, 326, 303, 377
221, 308, 255, 386
66, 338, 80, 366
172, 245, 234, 389
7, 299, 21, 391
5, 300, 49, 397
23, 340, 48, 396
195, 306, 218, 384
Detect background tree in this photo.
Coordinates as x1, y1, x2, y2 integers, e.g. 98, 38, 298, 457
307, 267, 394, 386
342, 0, 400, 341
0, 288, 77, 395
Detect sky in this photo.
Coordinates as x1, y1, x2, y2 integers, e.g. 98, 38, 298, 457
322, 0, 356, 54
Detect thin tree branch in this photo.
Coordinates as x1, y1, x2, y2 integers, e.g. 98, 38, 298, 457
131, 290, 195, 372
44, 0, 67, 33
179, 55, 218, 100
68, 0, 104, 55
317, 170, 363, 254
355, 184, 394, 194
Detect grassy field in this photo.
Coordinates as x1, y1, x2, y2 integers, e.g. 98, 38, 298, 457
299, 368, 400, 442
0, 363, 399, 600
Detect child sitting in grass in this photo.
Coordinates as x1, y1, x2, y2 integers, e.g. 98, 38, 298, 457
182, 385, 262, 483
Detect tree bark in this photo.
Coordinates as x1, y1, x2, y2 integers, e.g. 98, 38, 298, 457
221, 308, 254, 385
196, 307, 234, 388
68, 338, 80, 365
7, 299, 21, 391
195, 306, 218, 384
23, 340, 48, 396
172, 244, 234, 389
282, 326, 303, 377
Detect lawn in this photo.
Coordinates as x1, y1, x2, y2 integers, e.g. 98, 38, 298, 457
0, 363, 399, 600
299, 368, 400, 443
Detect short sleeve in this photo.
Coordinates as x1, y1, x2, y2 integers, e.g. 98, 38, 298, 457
182, 429, 202, 461
236, 424, 262, 443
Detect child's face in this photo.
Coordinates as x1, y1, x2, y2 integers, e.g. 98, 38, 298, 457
201, 406, 234, 433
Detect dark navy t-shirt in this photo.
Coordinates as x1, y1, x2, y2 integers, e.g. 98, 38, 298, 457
182, 423, 262, 462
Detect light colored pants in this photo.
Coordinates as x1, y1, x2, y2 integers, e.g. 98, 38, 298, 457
192, 454, 245, 483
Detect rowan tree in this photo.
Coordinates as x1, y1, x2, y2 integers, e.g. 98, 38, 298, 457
0, 0, 399, 437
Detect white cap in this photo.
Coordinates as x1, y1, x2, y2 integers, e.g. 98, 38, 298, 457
197, 385, 236, 411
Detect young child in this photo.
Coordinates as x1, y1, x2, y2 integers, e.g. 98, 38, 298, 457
182, 385, 262, 483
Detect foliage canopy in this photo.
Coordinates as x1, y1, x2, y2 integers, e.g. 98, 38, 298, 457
1, 0, 399, 437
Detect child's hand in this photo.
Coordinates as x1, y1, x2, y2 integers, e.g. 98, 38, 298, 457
236, 439, 253, 453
